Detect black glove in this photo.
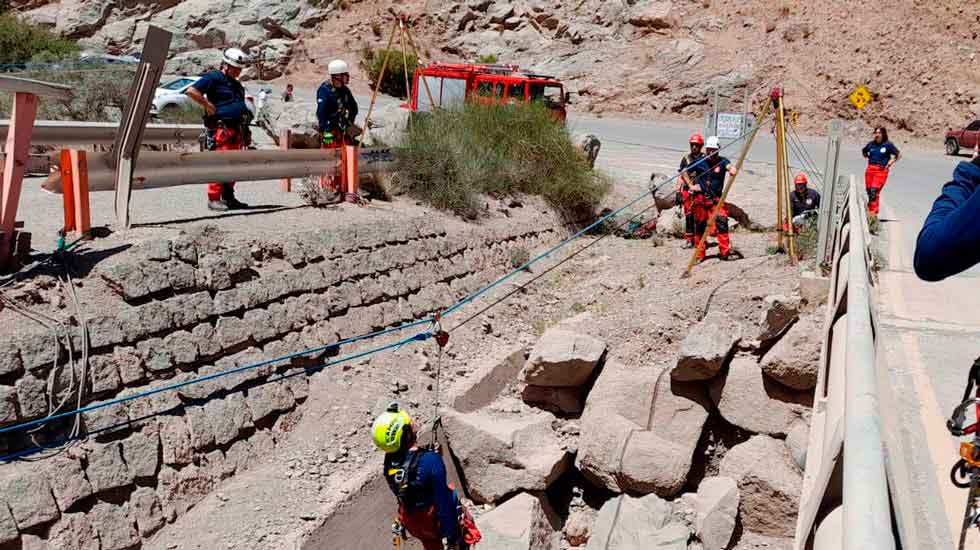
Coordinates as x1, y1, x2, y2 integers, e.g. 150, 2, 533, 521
674, 191, 683, 206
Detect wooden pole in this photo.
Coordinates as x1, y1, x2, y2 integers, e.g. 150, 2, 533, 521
398, 19, 411, 102
362, 19, 400, 137
775, 95, 786, 250
682, 100, 772, 278
777, 95, 797, 263
403, 24, 436, 110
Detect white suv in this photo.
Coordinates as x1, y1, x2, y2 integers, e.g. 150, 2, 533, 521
151, 77, 256, 120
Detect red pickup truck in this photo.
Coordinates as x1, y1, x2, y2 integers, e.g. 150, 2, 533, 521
945, 120, 980, 156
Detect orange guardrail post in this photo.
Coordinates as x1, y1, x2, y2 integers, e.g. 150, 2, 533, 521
0, 91, 39, 269
343, 144, 359, 197
60, 149, 91, 238
279, 129, 291, 192
60, 149, 76, 233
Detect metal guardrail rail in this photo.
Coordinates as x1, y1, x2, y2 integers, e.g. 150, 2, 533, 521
0, 120, 202, 146
795, 174, 898, 550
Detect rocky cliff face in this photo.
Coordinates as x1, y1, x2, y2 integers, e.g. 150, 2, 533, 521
13, 0, 980, 137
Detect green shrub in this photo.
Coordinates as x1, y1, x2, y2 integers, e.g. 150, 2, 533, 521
361, 47, 417, 99
0, 15, 78, 67
395, 102, 610, 219
477, 54, 498, 64
0, 65, 133, 121
157, 102, 206, 124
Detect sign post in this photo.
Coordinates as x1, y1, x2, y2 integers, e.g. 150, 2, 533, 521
112, 25, 172, 230
716, 112, 745, 139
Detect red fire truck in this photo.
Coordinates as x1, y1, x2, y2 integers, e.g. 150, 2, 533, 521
407, 62, 569, 122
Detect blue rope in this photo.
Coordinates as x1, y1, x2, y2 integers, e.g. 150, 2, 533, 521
441, 130, 756, 318
0, 319, 435, 437
0, 330, 433, 462
0, 118, 762, 447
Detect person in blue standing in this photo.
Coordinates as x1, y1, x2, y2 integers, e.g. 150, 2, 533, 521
914, 152, 980, 282
185, 48, 253, 211
316, 59, 360, 200
861, 126, 901, 220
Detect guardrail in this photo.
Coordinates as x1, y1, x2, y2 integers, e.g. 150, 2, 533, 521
0, 120, 202, 146
795, 174, 898, 550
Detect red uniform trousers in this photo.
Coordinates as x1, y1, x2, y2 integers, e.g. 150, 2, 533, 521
206, 126, 244, 201
865, 164, 889, 215
400, 504, 445, 550
692, 196, 731, 260
681, 189, 695, 243
320, 139, 344, 193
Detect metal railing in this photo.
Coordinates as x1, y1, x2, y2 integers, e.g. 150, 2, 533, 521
0, 120, 202, 146
795, 174, 898, 550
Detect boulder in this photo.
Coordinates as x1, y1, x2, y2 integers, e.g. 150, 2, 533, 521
256, 95, 320, 149
521, 384, 584, 415
576, 362, 709, 496
709, 356, 811, 437
55, 0, 113, 38
520, 328, 606, 387
719, 435, 801, 538
757, 295, 801, 343
628, 1, 675, 30
587, 493, 690, 550
45, 512, 100, 550
451, 345, 527, 413
479, 493, 560, 550
760, 315, 821, 390
46, 456, 93, 512
785, 419, 809, 470
85, 442, 134, 493
694, 477, 739, 550
672, 311, 742, 381
564, 507, 596, 546
90, 502, 139, 550
443, 409, 570, 503
0, 468, 60, 531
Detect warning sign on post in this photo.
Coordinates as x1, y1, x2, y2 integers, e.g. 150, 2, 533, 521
849, 85, 872, 110
716, 113, 744, 139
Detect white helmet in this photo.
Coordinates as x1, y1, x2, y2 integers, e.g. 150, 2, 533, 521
328, 59, 350, 76
705, 136, 720, 149
222, 48, 248, 68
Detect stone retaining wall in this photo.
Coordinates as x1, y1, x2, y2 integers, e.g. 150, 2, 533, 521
0, 214, 562, 549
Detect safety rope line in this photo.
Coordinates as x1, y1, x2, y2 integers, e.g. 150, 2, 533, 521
0, 111, 757, 451
0, 319, 435, 438
0, 233, 87, 288
785, 123, 824, 184
441, 131, 756, 321
0, 329, 433, 463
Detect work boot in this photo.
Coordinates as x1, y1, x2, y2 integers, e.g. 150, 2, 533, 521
208, 199, 229, 211
221, 187, 249, 210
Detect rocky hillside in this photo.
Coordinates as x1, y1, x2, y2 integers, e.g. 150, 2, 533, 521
13, 0, 980, 137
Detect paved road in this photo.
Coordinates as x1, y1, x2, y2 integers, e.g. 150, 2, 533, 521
874, 148, 980, 549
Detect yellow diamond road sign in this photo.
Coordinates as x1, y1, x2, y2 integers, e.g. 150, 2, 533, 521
850, 85, 872, 110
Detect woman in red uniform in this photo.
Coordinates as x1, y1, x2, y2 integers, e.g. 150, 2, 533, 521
861, 126, 900, 218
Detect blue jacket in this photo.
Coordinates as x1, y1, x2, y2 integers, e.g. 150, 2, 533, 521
190, 70, 249, 122
316, 82, 358, 135
384, 449, 461, 544
914, 160, 980, 281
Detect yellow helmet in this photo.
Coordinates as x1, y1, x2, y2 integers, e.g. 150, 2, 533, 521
371, 406, 412, 453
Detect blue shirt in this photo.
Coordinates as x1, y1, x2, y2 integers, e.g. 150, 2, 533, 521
384, 449, 461, 544
914, 160, 980, 281
316, 82, 358, 135
862, 140, 900, 167
701, 156, 731, 198
190, 70, 248, 121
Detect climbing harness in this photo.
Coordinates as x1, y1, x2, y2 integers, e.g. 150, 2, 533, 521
947, 357, 980, 549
